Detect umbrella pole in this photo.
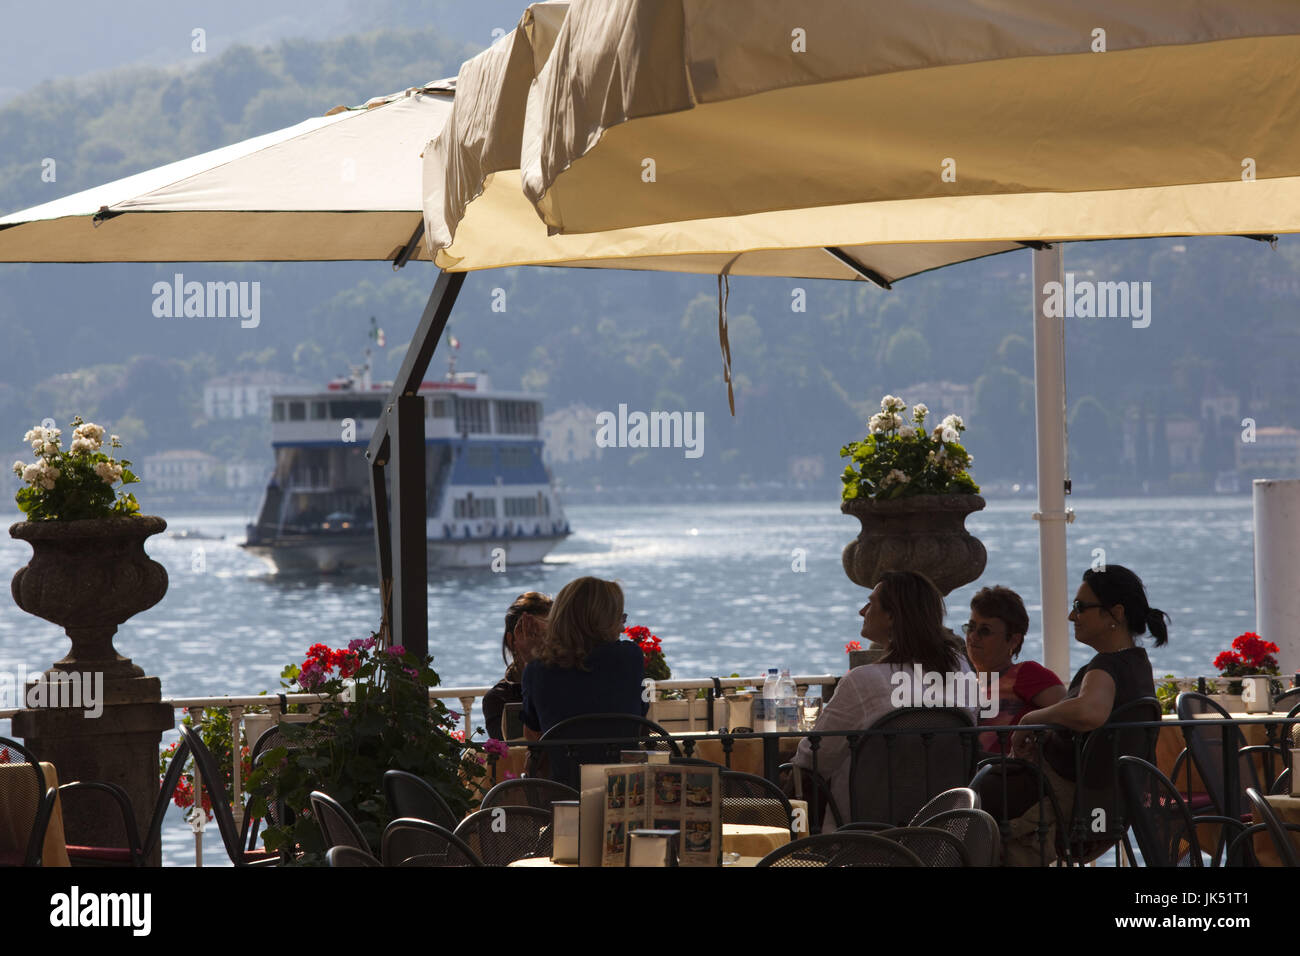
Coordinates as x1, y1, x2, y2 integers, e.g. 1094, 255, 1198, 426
1031, 244, 1071, 680
367, 269, 466, 659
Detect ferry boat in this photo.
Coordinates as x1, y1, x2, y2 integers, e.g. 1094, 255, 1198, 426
242, 354, 570, 573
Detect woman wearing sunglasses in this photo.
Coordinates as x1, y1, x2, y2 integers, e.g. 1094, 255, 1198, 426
995, 564, 1167, 865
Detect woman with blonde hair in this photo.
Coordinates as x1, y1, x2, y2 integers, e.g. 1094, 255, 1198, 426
520, 576, 647, 735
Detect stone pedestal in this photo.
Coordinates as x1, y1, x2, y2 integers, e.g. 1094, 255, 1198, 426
12, 676, 174, 865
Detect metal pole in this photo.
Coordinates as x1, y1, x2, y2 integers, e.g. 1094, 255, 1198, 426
366, 270, 466, 660
1253, 479, 1300, 676
1031, 244, 1071, 680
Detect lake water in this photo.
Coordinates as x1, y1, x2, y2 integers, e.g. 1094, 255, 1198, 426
0, 496, 1264, 864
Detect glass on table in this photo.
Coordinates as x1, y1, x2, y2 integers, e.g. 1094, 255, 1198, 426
799, 691, 823, 731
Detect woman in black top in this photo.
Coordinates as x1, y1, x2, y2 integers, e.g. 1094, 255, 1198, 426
482, 591, 551, 740
1001, 564, 1167, 865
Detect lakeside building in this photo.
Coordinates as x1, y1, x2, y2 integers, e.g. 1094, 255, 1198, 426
1237, 426, 1300, 477
203, 372, 312, 421
541, 403, 605, 465
142, 449, 220, 492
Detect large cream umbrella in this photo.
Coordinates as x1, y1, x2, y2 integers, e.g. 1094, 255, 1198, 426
422, 0, 1300, 675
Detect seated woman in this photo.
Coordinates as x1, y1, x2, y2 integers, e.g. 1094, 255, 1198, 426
482, 591, 551, 741
964, 585, 1065, 754
520, 576, 648, 737
790, 570, 977, 831
995, 564, 1166, 866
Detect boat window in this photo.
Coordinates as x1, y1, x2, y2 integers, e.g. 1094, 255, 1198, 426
467, 446, 495, 470
495, 400, 539, 436
288, 401, 306, 421
427, 398, 450, 418
311, 401, 328, 420
272, 401, 285, 422
329, 399, 384, 420
500, 446, 534, 470
505, 497, 539, 517
455, 397, 491, 434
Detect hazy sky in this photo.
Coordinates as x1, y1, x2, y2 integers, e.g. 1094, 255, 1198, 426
0, 0, 529, 104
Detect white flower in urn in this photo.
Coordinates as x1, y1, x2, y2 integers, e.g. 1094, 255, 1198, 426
911, 403, 928, 423
941, 427, 960, 443
941, 414, 964, 432
868, 413, 888, 434
70, 437, 96, 455
898, 425, 916, 439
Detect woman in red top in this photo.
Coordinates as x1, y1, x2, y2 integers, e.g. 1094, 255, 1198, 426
964, 586, 1065, 754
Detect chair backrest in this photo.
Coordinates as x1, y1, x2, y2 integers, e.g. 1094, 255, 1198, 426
383, 770, 458, 829
917, 808, 1002, 867
536, 713, 681, 789
755, 832, 925, 867
1117, 756, 1203, 867
1066, 696, 1162, 857
1176, 692, 1258, 819
0, 737, 51, 867
453, 806, 553, 865
848, 708, 975, 826
326, 845, 382, 867
179, 726, 253, 865
479, 777, 578, 811
148, 736, 193, 858
1245, 787, 1299, 867
248, 722, 329, 831
874, 825, 972, 866
908, 786, 979, 826
720, 770, 795, 833
308, 790, 371, 853
1270, 687, 1300, 715
382, 818, 483, 867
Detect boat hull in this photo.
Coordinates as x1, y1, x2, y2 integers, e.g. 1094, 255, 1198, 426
242, 532, 567, 574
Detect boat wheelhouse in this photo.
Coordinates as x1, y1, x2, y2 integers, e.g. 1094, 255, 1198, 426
243, 361, 569, 572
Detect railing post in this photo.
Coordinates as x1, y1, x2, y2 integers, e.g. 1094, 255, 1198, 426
230, 704, 244, 834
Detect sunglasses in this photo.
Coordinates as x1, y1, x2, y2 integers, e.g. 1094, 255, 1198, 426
1070, 599, 1105, 615
961, 622, 1005, 639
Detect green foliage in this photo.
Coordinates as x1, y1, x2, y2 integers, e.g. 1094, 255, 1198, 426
840, 396, 979, 501
13, 417, 140, 520
247, 636, 484, 865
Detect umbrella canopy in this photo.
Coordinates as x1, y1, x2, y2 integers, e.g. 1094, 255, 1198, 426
0, 82, 455, 263
423, 0, 1030, 282
427, 0, 1300, 261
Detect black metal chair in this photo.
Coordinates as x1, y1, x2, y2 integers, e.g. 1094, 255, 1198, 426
178, 726, 279, 866
453, 806, 553, 865
909, 786, 979, 826
479, 777, 578, 812
326, 845, 382, 867
873, 825, 972, 866
383, 770, 459, 830
308, 790, 371, 854
382, 818, 484, 867
916, 808, 1001, 867
0, 738, 55, 867
1176, 692, 1288, 833
58, 735, 193, 866
848, 708, 976, 827
533, 713, 681, 789
1117, 756, 1245, 867
755, 832, 925, 867
1245, 787, 1300, 867
1270, 687, 1300, 716
243, 720, 329, 851
719, 770, 796, 835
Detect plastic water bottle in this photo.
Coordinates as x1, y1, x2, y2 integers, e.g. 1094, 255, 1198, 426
759, 667, 780, 733
776, 668, 799, 733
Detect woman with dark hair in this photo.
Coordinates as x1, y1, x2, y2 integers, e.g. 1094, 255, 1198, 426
520, 576, 647, 736
482, 591, 552, 740
965, 585, 1065, 753
790, 570, 977, 831
997, 563, 1168, 865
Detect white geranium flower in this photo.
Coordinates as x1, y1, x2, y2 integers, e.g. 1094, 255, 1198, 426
42, 427, 60, 441
898, 425, 916, 439
12, 460, 24, 476
41, 442, 58, 457
912, 403, 928, 422
110, 435, 120, 444
75, 423, 105, 442
71, 437, 97, 455
888, 469, 909, 485
941, 414, 964, 432
23, 428, 38, 443
21, 463, 40, 482
942, 427, 960, 443
93, 461, 119, 485
880, 395, 897, 412
868, 413, 887, 434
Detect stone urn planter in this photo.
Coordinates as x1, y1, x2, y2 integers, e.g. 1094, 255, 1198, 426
841, 494, 987, 596
10, 515, 168, 678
